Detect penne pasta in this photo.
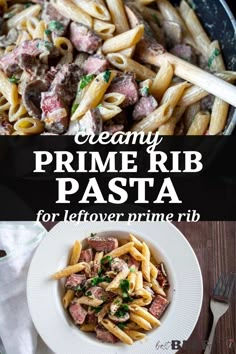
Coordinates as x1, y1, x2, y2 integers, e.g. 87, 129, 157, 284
123, 329, 146, 340
103, 93, 125, 106
51, 262, 86, 279
101, 319, 133, 345
106, 242, 134, 258
102, 25, 144, 54
52, 0, 93, 27
69, 240, 82, 265
71, 71, 116, 120
98, 103, 122, 121
129, 234, 143, 251
63, 289, 75, 309
141, 242, 151, 282
80, 324, 96, 332
130, 304, 161, 327
135, 271, 143, 292
76, 296, 103, 307
209, 99, 229, 135
127, 272, 137, 293
74, 0, 111, 21
13, 117, 44, 135
107, 53, 156, 80
106, 0, 130, 34
129, 312, 152, 331
7, 4, 41, 29
187, 111, 211, 135
0, 70, 19, 107
8, 102, 27, 123
129, 247, 145, 261
93, 19, 115, 40
151, 278, 166, 297
151, 60, 174, 102
106, 267, 130, 291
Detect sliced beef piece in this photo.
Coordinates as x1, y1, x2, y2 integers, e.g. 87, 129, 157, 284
0, 114, 13, 135
41, 91, 68, 134
42, 2, 70, 37
87, 236, 118, 253
96, 325, 118, 343
69, 301, 87, 325
86, 313, 97, 324
79, 248, 94, 263
70, 22, 102, 54
44, 66, 60, 85
83, 54, 109, 75
121, 254, 140, 270
103, 111, 127, 134
18, 53, 48, 77
23, 79, 49, 119
111, 258, 128, 273
0, 28, 18, 48
65, 274, 86, 291
0, 39, 59, 75
86, 286, 107, 301
149, 295, 169, 319
157, 263, 169, 288
132, 95, 158, 121
67, 109, 103, 135
41, 63, 82, 133
107, 74, 139, 107
170, 44, 197, 64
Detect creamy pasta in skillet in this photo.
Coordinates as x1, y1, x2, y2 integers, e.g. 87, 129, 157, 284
52, 233, 170, 345
0, 0, 235, 135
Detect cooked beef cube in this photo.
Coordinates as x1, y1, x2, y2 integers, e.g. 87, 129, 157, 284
87, 236, 118, 252
44, 66, 60, 85
18, 53, 48, 77
65, 274, 86, 290
83, 54, 109, 75
0, 114, 13, 135
157, 264, 169, 288
0, 39, 59, 75
111, 258, 128, 273
103, 111, 127, 134
132, 96, 158, 121
23, 80, 49, 119
86, 313, 97, 324
95, 325, 118, 343
86, 286, 107, 301
41, 91, 68, 134
107, 74, 139, 107
170, 44, 197, 64
122, 254, 140, 270
149, 295, 169, 319
0, 28, 18, 48
69, 301, 87, 325
69, 22, 102, 54
79, 248, 94, 263
42, 2, 70, 37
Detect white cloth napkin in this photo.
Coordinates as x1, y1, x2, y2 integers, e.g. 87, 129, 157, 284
0, 222, 53, 354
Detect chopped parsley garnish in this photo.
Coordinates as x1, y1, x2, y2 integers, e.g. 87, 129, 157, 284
97, 103, 102, 108
115, 299, 122, 305
79, 74, 94, 91
129, 267, 136, 273
117, 323, 126, 329
188, 0, 196, 10
91, 306, 103, 313
101, 255, 113, 265
86, 290, 92, 297
120, 279, 130, 298
91, 276, 112, 286
74, 285, 82, 291
8, 75, 19, 84
152, 14, 160, 27
141, 86, 149, 96
208, 48, 220, 68
71, 103, 79, 114
123, 296, 134, 303
4, 12, 14, 19
36, 40, 53, 51
48, 20, 64, 32
24, 3, 31, 8
98, 268, 103, 276
44, 29, 52, 36
103, 70, 111, 83
90, 233, 96, 237
115, 304, 129, 317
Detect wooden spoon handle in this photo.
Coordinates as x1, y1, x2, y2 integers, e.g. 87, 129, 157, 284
146, 52, 236, 108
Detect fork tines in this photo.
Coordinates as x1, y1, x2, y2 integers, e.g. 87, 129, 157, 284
213, 273, 235, 303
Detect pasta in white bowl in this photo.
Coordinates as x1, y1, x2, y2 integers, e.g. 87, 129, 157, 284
27, 222, 203, 354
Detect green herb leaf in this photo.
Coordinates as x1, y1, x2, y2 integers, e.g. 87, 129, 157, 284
120, 279, 130, 298
123, 296, 134, 303
98, 268, 103, 276
103, 70, 111, 83
36, 40, 53, 51
24, 3, 31, 8
101, 255, 113, 265
71, 103, 79, 114
117, 323, 126, 329
44, 29, 52, 36
115, 304, 129, 317
8, 75, 19, 84
91, 276, 112, 286
129, 267, 136, 273
86, 290, 92, 297
90, 233, 96, 237
208, 48, 220, 68
97, 103, 102, 108
152, 14, 160, 27
48, 20, 64, 32
79, 74, 94, 91
91, 306, 103, 313
74, 285, 82, 291
141, 86, 149, 96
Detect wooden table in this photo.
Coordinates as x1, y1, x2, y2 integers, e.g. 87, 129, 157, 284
1, 221, 235, 353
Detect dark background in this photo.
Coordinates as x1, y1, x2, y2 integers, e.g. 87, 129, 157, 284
228, 0, 236, 13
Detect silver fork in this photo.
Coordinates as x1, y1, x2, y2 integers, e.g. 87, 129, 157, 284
204, 273, 235, 354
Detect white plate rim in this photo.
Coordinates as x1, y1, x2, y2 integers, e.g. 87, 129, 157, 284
27, 221, 203, 354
